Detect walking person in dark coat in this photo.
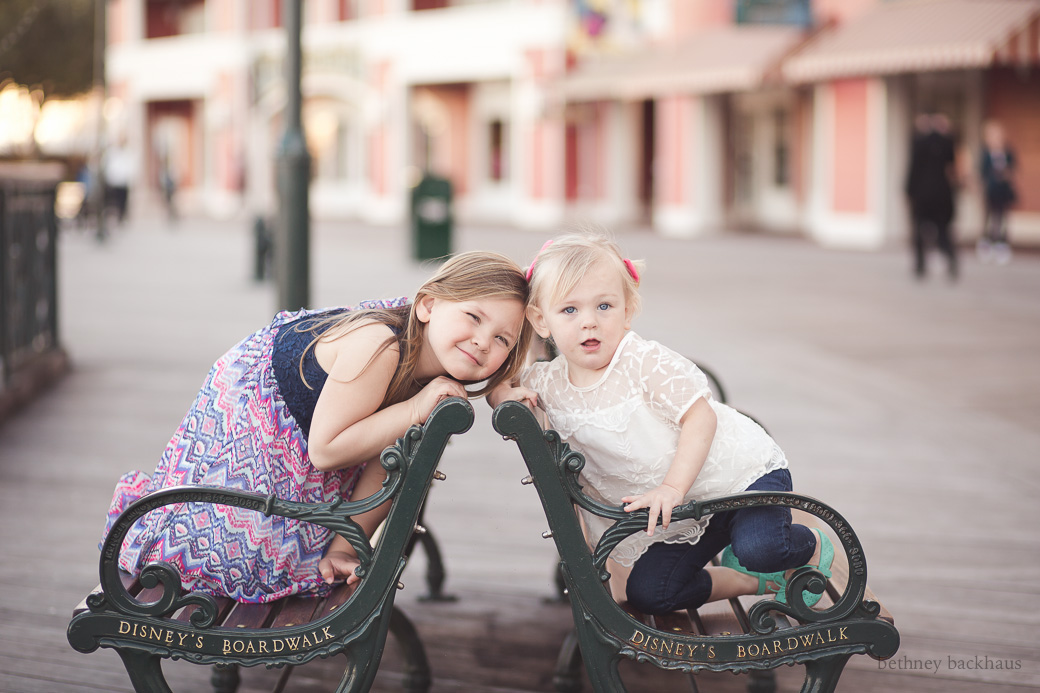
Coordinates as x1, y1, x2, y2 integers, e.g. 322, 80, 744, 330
905, 112, 958, 280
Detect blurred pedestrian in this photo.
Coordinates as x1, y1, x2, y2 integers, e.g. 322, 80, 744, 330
978, 120, 1017, 264
905, 112, 958, 281
159, 152, 179, 224
103, 136, 135, 225
74, 162, 94, 228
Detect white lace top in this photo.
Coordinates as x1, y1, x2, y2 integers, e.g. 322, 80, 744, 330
521, 331, 788, 566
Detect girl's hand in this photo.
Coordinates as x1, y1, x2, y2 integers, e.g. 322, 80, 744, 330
319, 550, 362, 586
621, 484, 686, 536
487, 383, 539, 410
410, 376, 468, 424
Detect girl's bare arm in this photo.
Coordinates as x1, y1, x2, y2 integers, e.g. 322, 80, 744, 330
307, 323, 466, 471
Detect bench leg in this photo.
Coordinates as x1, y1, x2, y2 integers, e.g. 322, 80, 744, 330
553, 629, 583, 693
746, 669, 776, 693
271, 665, 294, 693
801, 654, 851, 693
406, 505, 456, 603
415, 527, 456, 602
116, 649, 173, 693
571, 629, 626, 693
389, 605, 432, 692
333, 604, 430, 693
334, 625, 388, 693
210, 663, 241, 693
331, 605, 401, 693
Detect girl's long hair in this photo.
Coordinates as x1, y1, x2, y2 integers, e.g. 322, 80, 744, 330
298, 251, 533, 408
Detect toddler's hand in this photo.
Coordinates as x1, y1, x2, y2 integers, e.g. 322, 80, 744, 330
621, 484, 685, 536
319, 550, 362, 586
487, 383, 539, 410
411, 376, 468, 424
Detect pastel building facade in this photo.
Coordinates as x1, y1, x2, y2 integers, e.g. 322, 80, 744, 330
104, 0, 1040, 248
556, 0, 1040, 248
105, 0, 570, 228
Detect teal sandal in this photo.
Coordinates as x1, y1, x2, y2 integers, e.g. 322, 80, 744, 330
791, 528, 835, 607
719, 529, 834, 607
719, 546, 787, 598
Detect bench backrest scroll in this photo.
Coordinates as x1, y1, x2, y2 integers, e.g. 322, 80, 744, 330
492, 401, 899, 675
67, 396, 474, 669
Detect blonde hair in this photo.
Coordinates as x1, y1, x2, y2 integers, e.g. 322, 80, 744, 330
527, 231, 643, 317
299, 251, 533, 407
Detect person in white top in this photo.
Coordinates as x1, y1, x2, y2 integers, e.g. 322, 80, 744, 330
489, 232, 833, 614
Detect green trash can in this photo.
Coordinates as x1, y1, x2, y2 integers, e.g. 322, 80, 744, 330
410, 173, 453, 261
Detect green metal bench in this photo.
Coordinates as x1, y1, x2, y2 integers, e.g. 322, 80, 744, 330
493, 400, 899, 693
68, 396, 474, 693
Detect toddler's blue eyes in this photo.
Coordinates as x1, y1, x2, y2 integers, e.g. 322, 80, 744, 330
561, 304, 611, 313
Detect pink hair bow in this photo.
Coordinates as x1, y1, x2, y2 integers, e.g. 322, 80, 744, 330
525, 239, 554, 282
623, 258, 640, 282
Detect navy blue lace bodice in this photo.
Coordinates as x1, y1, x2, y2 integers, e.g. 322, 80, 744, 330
271, 309, 348, 436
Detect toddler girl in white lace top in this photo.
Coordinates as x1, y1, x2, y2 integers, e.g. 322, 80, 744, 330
490, 233, 834, 613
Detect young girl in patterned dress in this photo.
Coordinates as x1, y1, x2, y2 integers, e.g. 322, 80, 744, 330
103, 251, 532, 603
490, 233, 833, 613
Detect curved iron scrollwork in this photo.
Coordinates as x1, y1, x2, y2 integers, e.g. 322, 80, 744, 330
493, 400, 891, 630
68, 397, 474, 693
493, 399, 898, 691
90, 408, 428, 626
547, 426, 874, 631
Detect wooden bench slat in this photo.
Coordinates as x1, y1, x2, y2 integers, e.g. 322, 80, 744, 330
690, 599, 746, 637
269, 594, 324, 629
616, 600, 652, 627
320, 581, 359, 614
221, 601, 279, 630
651, 609, 696, 635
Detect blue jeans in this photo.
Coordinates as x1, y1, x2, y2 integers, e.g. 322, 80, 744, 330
625, 468, 815, 614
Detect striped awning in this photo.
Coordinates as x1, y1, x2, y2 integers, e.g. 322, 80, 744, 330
784, 0, 1040, 82
555, 25, 805, 101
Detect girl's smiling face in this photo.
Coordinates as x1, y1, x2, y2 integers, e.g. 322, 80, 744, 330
415, 296, 525, 383
530, 259, 634, 387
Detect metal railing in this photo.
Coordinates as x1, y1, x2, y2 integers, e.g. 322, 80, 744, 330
0, 165, 62, 399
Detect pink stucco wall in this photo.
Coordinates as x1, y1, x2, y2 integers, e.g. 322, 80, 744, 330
655, 95, 694, 207
831, 79, 869, 214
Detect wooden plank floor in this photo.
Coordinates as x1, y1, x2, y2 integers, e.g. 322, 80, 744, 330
2, 218, 1038, 692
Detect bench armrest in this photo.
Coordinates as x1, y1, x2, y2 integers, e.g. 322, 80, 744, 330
492, 400, 882, 631
87, 396, 473, 628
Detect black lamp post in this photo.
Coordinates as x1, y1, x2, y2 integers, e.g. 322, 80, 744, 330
92, 0, 107, 241
275, 0, 311, 311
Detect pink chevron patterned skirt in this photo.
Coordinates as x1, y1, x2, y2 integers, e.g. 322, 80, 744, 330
101, 310, 363, 603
